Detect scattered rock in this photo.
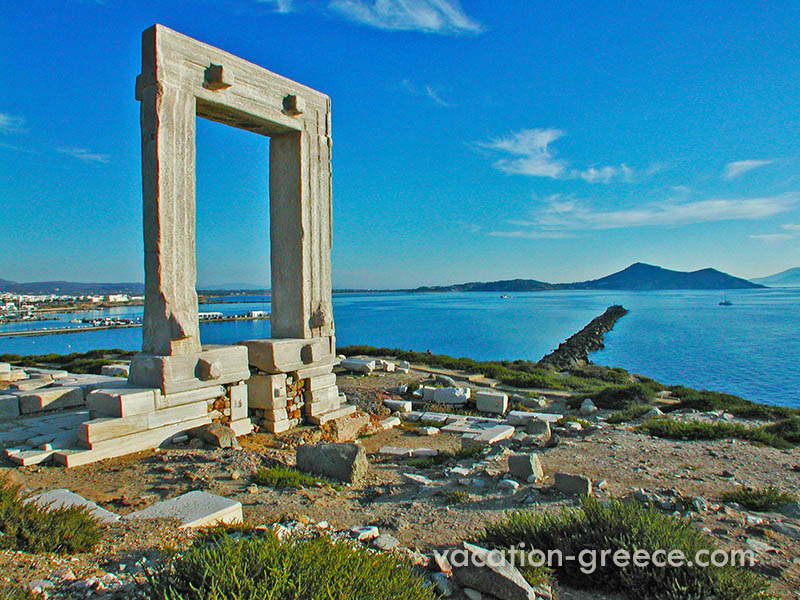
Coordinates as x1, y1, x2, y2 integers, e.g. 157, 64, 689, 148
350, 525, 380, 541
498, 479, 520, 494
372, 533, 401, 550
430, 572, 453, 597
296, 442, 369, 484
579, 398, 597, 416
451, 542, 537, 600
508, 453, 544, 482
420, 426, 440, 436
554, 472, 592, 496
189, 423, 240, 448
435, 374, 457, 387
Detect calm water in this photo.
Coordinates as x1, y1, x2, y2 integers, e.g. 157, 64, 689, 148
1, 289, 797, 408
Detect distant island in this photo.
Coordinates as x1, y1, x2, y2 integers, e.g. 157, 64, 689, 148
0, 262, 769, 296
412, 262, 764, 292
751, 267, 800, 287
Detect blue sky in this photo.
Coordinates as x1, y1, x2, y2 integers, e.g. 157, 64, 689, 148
1, 0, 798, 289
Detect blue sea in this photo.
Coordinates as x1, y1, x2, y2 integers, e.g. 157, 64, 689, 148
1, 289, 798, 408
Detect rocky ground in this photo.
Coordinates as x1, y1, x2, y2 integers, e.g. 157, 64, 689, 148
1, 363, 799, 599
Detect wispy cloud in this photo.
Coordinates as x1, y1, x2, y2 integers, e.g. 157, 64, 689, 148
258, 0, 293, 12
329, 0, 483, 34
489, 193, 798, 238
0, 112, 26, 133
724, 159, 773, 179
750, 223, 800, 242
476, 128, 633, 184
57, 146, 110, 164
399, 79, 450, 106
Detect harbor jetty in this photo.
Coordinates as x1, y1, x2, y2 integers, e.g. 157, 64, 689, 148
539, 304, 629, 368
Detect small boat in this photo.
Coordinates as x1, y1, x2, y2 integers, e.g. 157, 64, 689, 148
500, 294, 510, 299
719, 296, 733, 306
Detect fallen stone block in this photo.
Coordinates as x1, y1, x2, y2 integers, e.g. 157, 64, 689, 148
379, 446, 413, 457
505, 411, 543, 426
451, 542, 537, 600
11, 377, 54, 392
420, 412, 449, 425
305, 403, 356, 425
475, 391, 508, 415
420, 426, 439, 436
422, 386, 437, 401
125, 491, 242, 528
339, 358, 375, 374
474, 425, 516, 445
384, 399, 412, 412
26, 368, 69, 380
442, 422, 483, 435
101, 364, 130, 377
25, 489, 120, 523
433, 387, 470, 405
402, 473, 433, 486
189, 423, 240, 448
401, 411, 423, 422
16, 387, 84, 414
50, 374, 123, 393
554, 472, 592, 495
508, 453, 544, 481
580, 398, 598, 416
322, 411, 370, 442
0, 394, 20, 419
525, 419, 552, 437
380, 416, 401, 430
411, 447, 438, 457
296, 442, 368, 484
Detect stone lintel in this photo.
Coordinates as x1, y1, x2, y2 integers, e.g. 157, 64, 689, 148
237, 337, 334, 374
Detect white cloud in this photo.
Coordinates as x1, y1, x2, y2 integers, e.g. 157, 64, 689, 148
782, 223, 800, 231
258, 0, 293, 12
724, 159, 773, 179
0, 112, 25, 133
399, 79, 450, 106
749, 233, 794, 242
329, 0, 483, 34
490, 193, 798, 238
477, 128, 633, 183
57, 146, 110, 164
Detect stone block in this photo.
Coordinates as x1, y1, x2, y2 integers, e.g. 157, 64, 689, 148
339, 358, 375, 374
323, 412, 370, 442
422, 386, 437, 401
296, 442, 368, 483
125, 491, 242, 528
0, 394, 20, 419
262, 408, 289, 422
303, 384, 339, 405
474, 425, 516, 445
401, 411, 423, 422
25, 489, 120, 523
11, 377, 53, 391
475, 391, 508, 414
50, 374, 124, 392
379, 446, 413, 457
238, 338, 333, 374
230, 382, 248, 421
384, 399, 412, 412
229, 418, 253, 437
156, 385, 225, 410
189, 423, 239, 448
26, 368, 69, 380
248, 373, 287, 410
505, 410, 541, 426
305, 403, 356, 425
452, 542, 537, 600
262, 418, 291, 433
292, 361, 336, 380
433, 387, 470, 404
101, 364, 130, 377
525, 419, 552, 438
554, 472, 592, 495
379, 416, 401, 430
508, 453, 544, 481
0, 362, 10, 375
17, 387, 84, 414
128, 345, 250, 394
87, 386, 159, 417
306, 373, 336, 391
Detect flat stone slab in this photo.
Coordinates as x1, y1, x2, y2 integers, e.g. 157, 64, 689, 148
25, 489, 120, 523
125, 491, 242, 528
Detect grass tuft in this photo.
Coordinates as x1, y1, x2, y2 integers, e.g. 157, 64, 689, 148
476, 495, 770, 600
146, 530, 435, 600
252, 466, 339, 490
636, 418, 792, 449
607, 404, 654, 424
721, 485, 797, 512
0, 481, 101, 554
438, 489, 470, 505
668, 386, 798, 420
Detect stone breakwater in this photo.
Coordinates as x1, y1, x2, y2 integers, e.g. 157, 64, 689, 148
539, 304, 629, 368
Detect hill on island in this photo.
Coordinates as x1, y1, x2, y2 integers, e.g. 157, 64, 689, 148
412, 263, 764, 292
751, 267, 800, 287
0, 279, 145, 295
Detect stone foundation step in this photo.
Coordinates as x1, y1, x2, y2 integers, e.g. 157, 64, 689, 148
305, 403, 356, 425
124, 490, 242, 528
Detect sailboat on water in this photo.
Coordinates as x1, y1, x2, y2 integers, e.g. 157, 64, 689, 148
719, 295, 733, 306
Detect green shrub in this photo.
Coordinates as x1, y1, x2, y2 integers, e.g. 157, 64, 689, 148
607, 404, 653, 424
555, 415, 591, 428
439, 489, 470, 505
0, 481, 101, 554
636, 419, 791, 449
476, 496, 769, 600
252, 466, 337, 490
577, 384, 656, 410
146, 530, 435, 600
0, 349, 136, 375
721, 486, 797, 512
667, 386, 798, 420
764, 417, 800, 443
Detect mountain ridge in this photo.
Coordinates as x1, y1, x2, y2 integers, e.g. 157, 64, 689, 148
751, 267, 800, 287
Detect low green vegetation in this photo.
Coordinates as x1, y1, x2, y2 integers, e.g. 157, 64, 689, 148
438, 489, 470, 505
764, 416, 800, 443
406, 445, 483, 469
338, 345, 637, 392
667, 386, 798, 420
554, 415, 592, 428
0, 348, 136, 375
567, 383, 660, 411
0, 481, 101, 554
721, 485, 797, 512
146, 529, 435, 600
476, 496, 770, 600
0, 584, 35, 600
607, 404, 654, 423
636, 419, 792, 449
252, 466, 338, 490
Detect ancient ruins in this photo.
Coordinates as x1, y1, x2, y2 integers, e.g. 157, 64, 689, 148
0, 25, 353, 467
